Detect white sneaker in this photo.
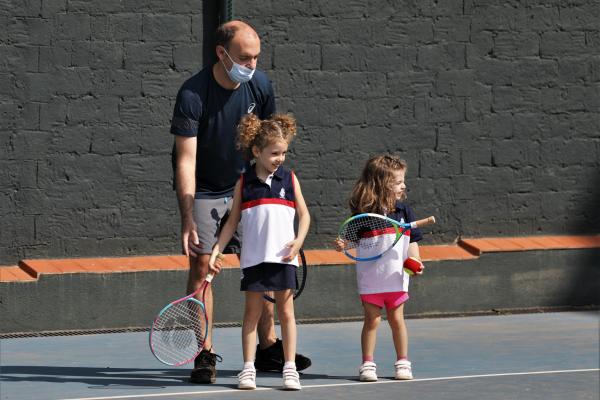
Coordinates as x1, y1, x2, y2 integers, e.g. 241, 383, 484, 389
282, 367, 301, 390
237, 368, 256, 390
394, 359, 413, 380
359, 361, 378, 382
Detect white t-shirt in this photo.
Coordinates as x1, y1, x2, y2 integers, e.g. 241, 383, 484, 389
355, 220, 411, 295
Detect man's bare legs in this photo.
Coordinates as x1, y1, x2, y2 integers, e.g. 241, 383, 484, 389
188, 254, 214, 349
188, 254, 220, 383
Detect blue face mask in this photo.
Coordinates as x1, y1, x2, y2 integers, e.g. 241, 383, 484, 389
222, 48, 255, 84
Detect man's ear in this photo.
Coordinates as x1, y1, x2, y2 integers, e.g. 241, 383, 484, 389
216, 45, 226, 61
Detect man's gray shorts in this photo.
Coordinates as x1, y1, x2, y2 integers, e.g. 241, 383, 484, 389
193, 196, 242, 255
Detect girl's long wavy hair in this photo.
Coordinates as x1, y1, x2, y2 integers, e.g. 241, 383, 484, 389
349, 155, 408, 214
237, 113, 296, 160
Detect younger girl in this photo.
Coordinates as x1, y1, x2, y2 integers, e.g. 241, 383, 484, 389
209, 113, 310, 391
335, 155, 424, 382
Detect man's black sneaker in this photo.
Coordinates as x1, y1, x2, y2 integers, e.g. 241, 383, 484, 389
254, 338, 312, 372
190, 349, 222, 384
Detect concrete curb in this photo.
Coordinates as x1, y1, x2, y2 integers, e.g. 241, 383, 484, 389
1, 247, 598, 335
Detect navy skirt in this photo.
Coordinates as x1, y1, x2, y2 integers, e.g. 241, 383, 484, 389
240, 263, 297, 292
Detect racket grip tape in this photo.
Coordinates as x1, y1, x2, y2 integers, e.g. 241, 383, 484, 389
403, 257, 423, 276
410, 216, 436, 229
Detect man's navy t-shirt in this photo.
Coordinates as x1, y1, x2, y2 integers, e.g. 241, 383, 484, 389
170, 67, 275, 198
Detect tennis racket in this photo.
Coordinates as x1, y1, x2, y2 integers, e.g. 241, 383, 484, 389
149, 273, 214, 366
263, 248, 307, 303
338, 214, 435, 262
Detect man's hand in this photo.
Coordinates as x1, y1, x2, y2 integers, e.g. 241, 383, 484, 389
181, 218, 200, 257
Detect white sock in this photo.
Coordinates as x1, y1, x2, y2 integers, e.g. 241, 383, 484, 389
243, 361, 255, 371
283, 361, 296, 370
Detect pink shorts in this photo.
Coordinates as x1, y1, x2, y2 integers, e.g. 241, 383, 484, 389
360, 291, 409, 310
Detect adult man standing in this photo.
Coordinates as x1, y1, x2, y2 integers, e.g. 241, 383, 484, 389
170, 20, 311, 384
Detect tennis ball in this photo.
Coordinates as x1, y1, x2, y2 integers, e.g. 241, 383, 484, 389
403, 257, 423, 275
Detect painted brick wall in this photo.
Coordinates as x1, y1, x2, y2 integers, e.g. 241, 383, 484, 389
1, 0, 599, 263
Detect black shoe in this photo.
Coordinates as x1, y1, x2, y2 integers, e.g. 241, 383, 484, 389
190, 349, 222, 384
254, 338, 312, 372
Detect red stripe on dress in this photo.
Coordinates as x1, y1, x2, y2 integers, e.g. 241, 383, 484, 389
360, 228, 412, 238
241, 198, 296, 210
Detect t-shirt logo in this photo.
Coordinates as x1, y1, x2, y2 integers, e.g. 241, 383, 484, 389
279, 188, 286, 199
247, 103, 256, 113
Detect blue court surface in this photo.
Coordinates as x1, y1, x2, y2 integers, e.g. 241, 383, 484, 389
1, 311, 598, 400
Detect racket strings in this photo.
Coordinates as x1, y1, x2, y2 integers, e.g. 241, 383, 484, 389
341, 217, 398, 250
151, 300, 207, 365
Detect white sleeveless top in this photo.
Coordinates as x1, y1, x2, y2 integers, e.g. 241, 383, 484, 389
239, 166, 298, 269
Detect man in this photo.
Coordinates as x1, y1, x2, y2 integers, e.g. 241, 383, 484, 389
170, 20, 311, 384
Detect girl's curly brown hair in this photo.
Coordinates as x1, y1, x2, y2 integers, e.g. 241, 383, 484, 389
349, 155, 408, 214
237, 113, 297, 160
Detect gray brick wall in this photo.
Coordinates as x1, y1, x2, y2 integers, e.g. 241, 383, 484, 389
1, 0, 598, 263
1, 0, 208, 263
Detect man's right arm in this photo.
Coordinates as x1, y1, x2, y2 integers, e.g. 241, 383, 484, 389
175, 135, 198, 256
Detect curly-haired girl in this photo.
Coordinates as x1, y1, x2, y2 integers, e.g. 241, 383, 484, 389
209, 113, 310, 391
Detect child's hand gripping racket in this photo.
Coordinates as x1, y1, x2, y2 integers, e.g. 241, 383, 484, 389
149, 272, 215, 366
336, 213, 436, 262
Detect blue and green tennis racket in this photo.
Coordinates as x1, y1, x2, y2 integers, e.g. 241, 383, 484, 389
338, 213, 435, 261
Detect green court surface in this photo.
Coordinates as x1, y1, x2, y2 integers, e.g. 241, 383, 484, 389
1, 311, 598, 400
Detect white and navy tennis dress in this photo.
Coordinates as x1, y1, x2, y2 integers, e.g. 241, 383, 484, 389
356, 203, 423, 295
238, 165, 299, 291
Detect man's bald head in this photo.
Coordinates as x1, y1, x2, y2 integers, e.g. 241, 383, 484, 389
215, 20, 259, 49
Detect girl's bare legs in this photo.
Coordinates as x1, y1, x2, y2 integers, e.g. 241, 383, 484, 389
387, 303, 413, 380
359, 301, 381, 381
242, 292, 265, 363
361, 301, 382, 361
273, 289, 296, 363
238, 291, 264, 389
257, 293, 277, 349
274, 289, 301, 390
386, 303, 408, 360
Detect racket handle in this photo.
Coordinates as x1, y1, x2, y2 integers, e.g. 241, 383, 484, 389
410, 216, 436, 229
205, 273, 214, 282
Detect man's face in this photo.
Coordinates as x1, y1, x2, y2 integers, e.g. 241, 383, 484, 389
218, 31, 261, 71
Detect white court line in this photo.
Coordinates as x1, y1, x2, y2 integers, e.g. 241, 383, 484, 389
60, 368, 599, 400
